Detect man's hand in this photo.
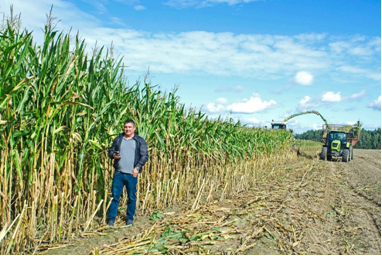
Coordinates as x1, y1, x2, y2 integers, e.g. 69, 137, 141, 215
113, 152, 122, 159
133, 168, 139, 177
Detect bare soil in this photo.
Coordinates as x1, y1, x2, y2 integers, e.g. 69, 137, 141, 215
42, 149, 381, 255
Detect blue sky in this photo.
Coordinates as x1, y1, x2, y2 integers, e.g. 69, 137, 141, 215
2, 0, 381, 133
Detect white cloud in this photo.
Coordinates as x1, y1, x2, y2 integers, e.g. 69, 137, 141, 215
233, 85, 244, 92
322, 91, 342, 102
2, 0, 380, 82
296, 90, 366, 111
110, 17, 126, 26
1, 0, 100, 41
299, 96, 311, 105
338, 66, 380, 81
205, 94, 276, 114
362, 123, 382, 130
164, 0, 260, 8
227, 94, 277, 114
288, 122, 322, 134
321, 90, 366, 102
312, 123, 321, 130
205, 98, 228, 113
103, 31, 329, 78
294, 33, 327, 42
272, 85, 293, 94
215, 85, 244, 92
368, 95, 381, 111
134, 5, 146, 10
115, 0, 146, 10
330, 37, 381, 56
215, 98, 228, 104
81, 0, 108, 13
296, 95, 321, 111
349, 90, 366, 99
293, 71, 314, 86
242, 117, 260, 124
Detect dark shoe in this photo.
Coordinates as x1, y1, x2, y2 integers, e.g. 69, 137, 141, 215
126, 220, 133, 226
108, 220, 114, 226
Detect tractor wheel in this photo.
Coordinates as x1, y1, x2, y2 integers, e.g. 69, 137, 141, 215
351, 147, 354, 160
342, 149, 350, 162
320, 147, 327, 160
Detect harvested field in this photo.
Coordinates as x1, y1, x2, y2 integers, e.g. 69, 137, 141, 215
43, 148, 381, 255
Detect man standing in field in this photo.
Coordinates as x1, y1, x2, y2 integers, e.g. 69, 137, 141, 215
107, 119, 149, 226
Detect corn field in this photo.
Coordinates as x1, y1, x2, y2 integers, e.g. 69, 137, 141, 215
0, 23, 294, 254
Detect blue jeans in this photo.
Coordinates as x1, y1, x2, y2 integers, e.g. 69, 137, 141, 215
108, 171, 138, 222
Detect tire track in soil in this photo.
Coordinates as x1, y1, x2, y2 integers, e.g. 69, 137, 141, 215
303, 160, 337, 255
346, 149, 381, 235
333, 149, 381, 254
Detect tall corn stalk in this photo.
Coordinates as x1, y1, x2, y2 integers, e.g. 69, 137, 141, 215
0, 20, 294, 254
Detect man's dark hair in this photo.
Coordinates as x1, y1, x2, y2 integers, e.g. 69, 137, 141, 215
124, 119, 136, 127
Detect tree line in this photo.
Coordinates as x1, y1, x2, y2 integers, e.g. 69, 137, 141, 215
294, 128, 381, 149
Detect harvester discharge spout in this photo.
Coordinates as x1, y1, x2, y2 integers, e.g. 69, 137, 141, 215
283, 110, 329, 127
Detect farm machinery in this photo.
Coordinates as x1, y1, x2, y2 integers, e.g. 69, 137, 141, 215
320, 121, 361, 162
270, 111, 361, 160
271, 110, 329, 131
271, 111, 329, 155
271, 120, 288, 130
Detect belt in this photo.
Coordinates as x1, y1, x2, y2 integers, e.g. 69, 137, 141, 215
115, 171, 133, 175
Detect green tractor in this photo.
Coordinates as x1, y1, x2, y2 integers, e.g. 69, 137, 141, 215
320, 122, 361, 162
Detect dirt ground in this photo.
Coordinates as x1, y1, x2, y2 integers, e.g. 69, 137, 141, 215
43, 149, 381, 255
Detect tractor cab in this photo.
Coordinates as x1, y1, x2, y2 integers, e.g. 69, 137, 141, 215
271, 120, 287, 130
327, 131, 347, 154
328, 131, 347, 144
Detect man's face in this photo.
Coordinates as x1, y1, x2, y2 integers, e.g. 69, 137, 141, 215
124, 122, 136, 137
